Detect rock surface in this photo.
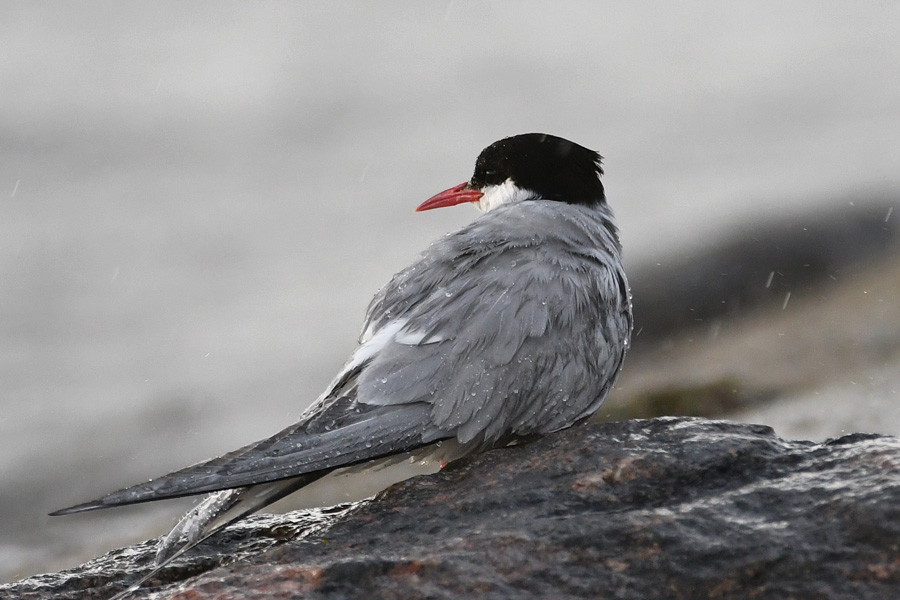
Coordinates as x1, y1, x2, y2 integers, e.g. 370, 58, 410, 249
5, 417, 899, 600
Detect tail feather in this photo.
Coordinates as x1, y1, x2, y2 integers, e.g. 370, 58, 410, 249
100, 439, 469, 599
155, 475, 319, 565
103, 476, 319, 600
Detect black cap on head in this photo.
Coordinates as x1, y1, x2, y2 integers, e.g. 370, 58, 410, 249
470, 133, 606, 207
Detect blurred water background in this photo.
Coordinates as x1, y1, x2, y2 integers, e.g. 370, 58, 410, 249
2, 1, 899, 582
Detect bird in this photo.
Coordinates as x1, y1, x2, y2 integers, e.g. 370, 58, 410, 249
51, 133, 632, 582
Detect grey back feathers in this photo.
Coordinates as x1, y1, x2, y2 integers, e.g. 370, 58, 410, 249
361, 199, 629, 445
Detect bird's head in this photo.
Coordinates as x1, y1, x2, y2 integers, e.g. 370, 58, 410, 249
416, 133, 606, 213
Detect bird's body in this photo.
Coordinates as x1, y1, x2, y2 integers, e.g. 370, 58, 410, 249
52, 133, 632, 584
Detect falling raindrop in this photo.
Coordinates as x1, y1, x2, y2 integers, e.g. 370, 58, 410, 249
782, 292, 792, 310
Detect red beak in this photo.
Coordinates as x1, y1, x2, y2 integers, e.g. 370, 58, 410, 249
415, 182, 484, 212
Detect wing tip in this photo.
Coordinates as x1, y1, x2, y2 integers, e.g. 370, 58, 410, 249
48, 500, 107, 516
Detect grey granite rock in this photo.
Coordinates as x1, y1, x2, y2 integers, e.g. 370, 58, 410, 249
5, 417, 899, 599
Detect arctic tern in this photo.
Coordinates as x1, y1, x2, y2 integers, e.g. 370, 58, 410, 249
52, 133, 633, 585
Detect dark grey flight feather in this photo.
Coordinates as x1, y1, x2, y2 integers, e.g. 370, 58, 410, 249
50, 402, 441, 513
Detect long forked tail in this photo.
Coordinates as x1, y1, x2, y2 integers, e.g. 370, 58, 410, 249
155, 475, 321, 565
108, 475, 320, 600
105, 436, 469, 599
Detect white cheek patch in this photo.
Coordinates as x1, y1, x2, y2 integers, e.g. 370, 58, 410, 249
476, 178, 538, 212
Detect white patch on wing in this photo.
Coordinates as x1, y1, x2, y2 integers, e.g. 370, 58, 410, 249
395, 328, 444, 345
359, 320, 377, 344
476, 178, 538, 212
352, 319, 406, 365
313, 319, 408, 404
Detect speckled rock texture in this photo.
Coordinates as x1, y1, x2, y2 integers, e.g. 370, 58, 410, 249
5, 417, 899, 599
